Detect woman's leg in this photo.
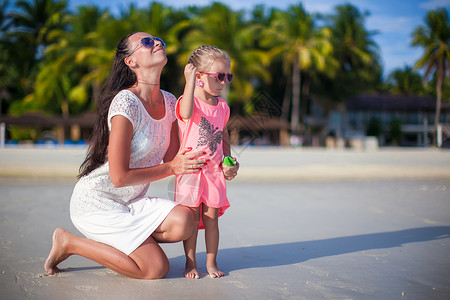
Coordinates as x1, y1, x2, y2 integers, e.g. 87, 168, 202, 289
202, 204, 224, 278
44, 228, 169, 279
151, 205, 195, 243
182, 206, 201, 279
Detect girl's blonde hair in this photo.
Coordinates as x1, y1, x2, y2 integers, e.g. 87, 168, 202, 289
187, 45, 231, 72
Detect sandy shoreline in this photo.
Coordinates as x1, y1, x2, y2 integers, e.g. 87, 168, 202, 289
0, 146, 449, 299
1, 178, 449, 299
1, 146, 450, 181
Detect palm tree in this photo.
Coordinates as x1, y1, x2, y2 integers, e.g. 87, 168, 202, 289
412, 7, 450, 146
9, 0, 69, 63
71, 7, 119, 107
137, 2, 193, 95
7, 0, 69, 105
0, 0, 11, 34
181, 3, 270, 107
29, 5, 108, 119
82, 2, 184, 98
32, 2, 187, 118
325, 4, 382, 102
10, 0, 68, 43
265, 4, 336, 134
0, 0, 16, 113
386, 66, 424, 95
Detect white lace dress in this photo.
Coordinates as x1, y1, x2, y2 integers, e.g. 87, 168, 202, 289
70, 89, 178, 255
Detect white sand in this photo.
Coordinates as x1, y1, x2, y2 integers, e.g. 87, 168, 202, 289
1, 146, 450, 181
0, 146, 449, 299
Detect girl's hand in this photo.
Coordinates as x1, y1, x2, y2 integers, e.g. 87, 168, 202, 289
168, 147, 207, 175
178, 64, 196, 121
184, 63, 197, 83
221, 158, 239, 180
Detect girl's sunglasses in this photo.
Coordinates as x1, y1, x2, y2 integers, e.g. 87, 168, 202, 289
129, 37, 166, 56
201, 72, 233, 83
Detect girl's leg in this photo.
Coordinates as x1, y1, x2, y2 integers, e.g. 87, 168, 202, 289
202, 204, 224, 278
182, 206, 201, 279
44, 228, 169, 279
151, 205, 195, 243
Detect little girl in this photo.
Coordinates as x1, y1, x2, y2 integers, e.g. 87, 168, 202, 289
175, 45, 238, 279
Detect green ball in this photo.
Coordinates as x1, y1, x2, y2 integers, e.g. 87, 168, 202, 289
223, 156, 235, 166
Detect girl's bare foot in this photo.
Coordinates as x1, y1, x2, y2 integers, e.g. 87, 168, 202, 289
207, 265, 224, 278
184, 264, 199, 279
44, 228, 71, 275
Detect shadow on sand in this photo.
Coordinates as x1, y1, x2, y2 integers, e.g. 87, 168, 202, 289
168, 226, 450, 275
57, 226, 449, 277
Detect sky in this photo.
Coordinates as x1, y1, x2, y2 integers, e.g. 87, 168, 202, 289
68, 0, 449, 78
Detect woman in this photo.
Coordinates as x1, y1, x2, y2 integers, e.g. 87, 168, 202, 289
44, 32, 209, 279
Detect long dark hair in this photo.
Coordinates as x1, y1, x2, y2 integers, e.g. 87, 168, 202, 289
78, 33, 137, 178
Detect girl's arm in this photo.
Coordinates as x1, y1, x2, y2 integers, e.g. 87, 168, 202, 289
222, 125, 231, 157
108, 115, 206, 188
178, 63, 197, 120
221, 125, 239, 180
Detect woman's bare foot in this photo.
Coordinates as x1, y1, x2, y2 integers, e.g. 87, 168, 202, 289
207, 265, 224, 278
44, 228, 71, 275
184, 264, 199, 279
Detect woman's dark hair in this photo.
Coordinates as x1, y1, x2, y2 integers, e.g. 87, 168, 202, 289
78, 33, 137, 178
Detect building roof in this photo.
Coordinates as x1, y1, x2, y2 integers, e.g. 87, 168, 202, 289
347, 94, 450, 111
0, 112, 96, 127
228, 114, 290, 131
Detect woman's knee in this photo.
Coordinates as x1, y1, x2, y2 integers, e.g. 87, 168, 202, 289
149, 258, 170, 279
132, 238, 170, 279
142, 257, 169, 279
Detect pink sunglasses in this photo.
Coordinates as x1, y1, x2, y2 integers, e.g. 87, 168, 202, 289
200, 72, 233, 83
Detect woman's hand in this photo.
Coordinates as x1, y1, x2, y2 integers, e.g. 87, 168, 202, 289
168, 147, 207, 175
221, 158, 239, 180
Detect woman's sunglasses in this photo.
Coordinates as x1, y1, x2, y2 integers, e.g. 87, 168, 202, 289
201, 72, 233, 83
129, 37, 166, 56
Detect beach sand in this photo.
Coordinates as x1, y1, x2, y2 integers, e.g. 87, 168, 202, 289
0, 146, 449, 299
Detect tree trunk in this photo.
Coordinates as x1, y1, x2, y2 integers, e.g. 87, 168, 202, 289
291, 55, 301, 134
434, 60, 443, 146
281, 70, 292, 122
301, 76, 310, 124
60, 99, 69, 144
61, 99, 69, 120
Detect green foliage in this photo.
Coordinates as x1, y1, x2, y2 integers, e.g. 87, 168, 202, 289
320, 4, 383, 102
261, 3, 338, 132
181, 3, 269, 105
412, 7, 449, 143
389, 118, 403, 145
9, 125, 38, 141
0, 0, 443, 134
366, 117, 382, 137
386, 66, 425, 95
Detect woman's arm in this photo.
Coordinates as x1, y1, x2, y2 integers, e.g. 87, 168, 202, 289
108, 115, 205, 188
178, 63, 196, 120
163, 121, 180, 163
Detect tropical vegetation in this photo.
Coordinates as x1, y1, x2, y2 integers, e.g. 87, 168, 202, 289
412, 7, 450, 144
0, 0, 448, 144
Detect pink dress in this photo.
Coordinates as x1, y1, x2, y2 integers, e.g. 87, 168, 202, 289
175, 96, 230, 229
